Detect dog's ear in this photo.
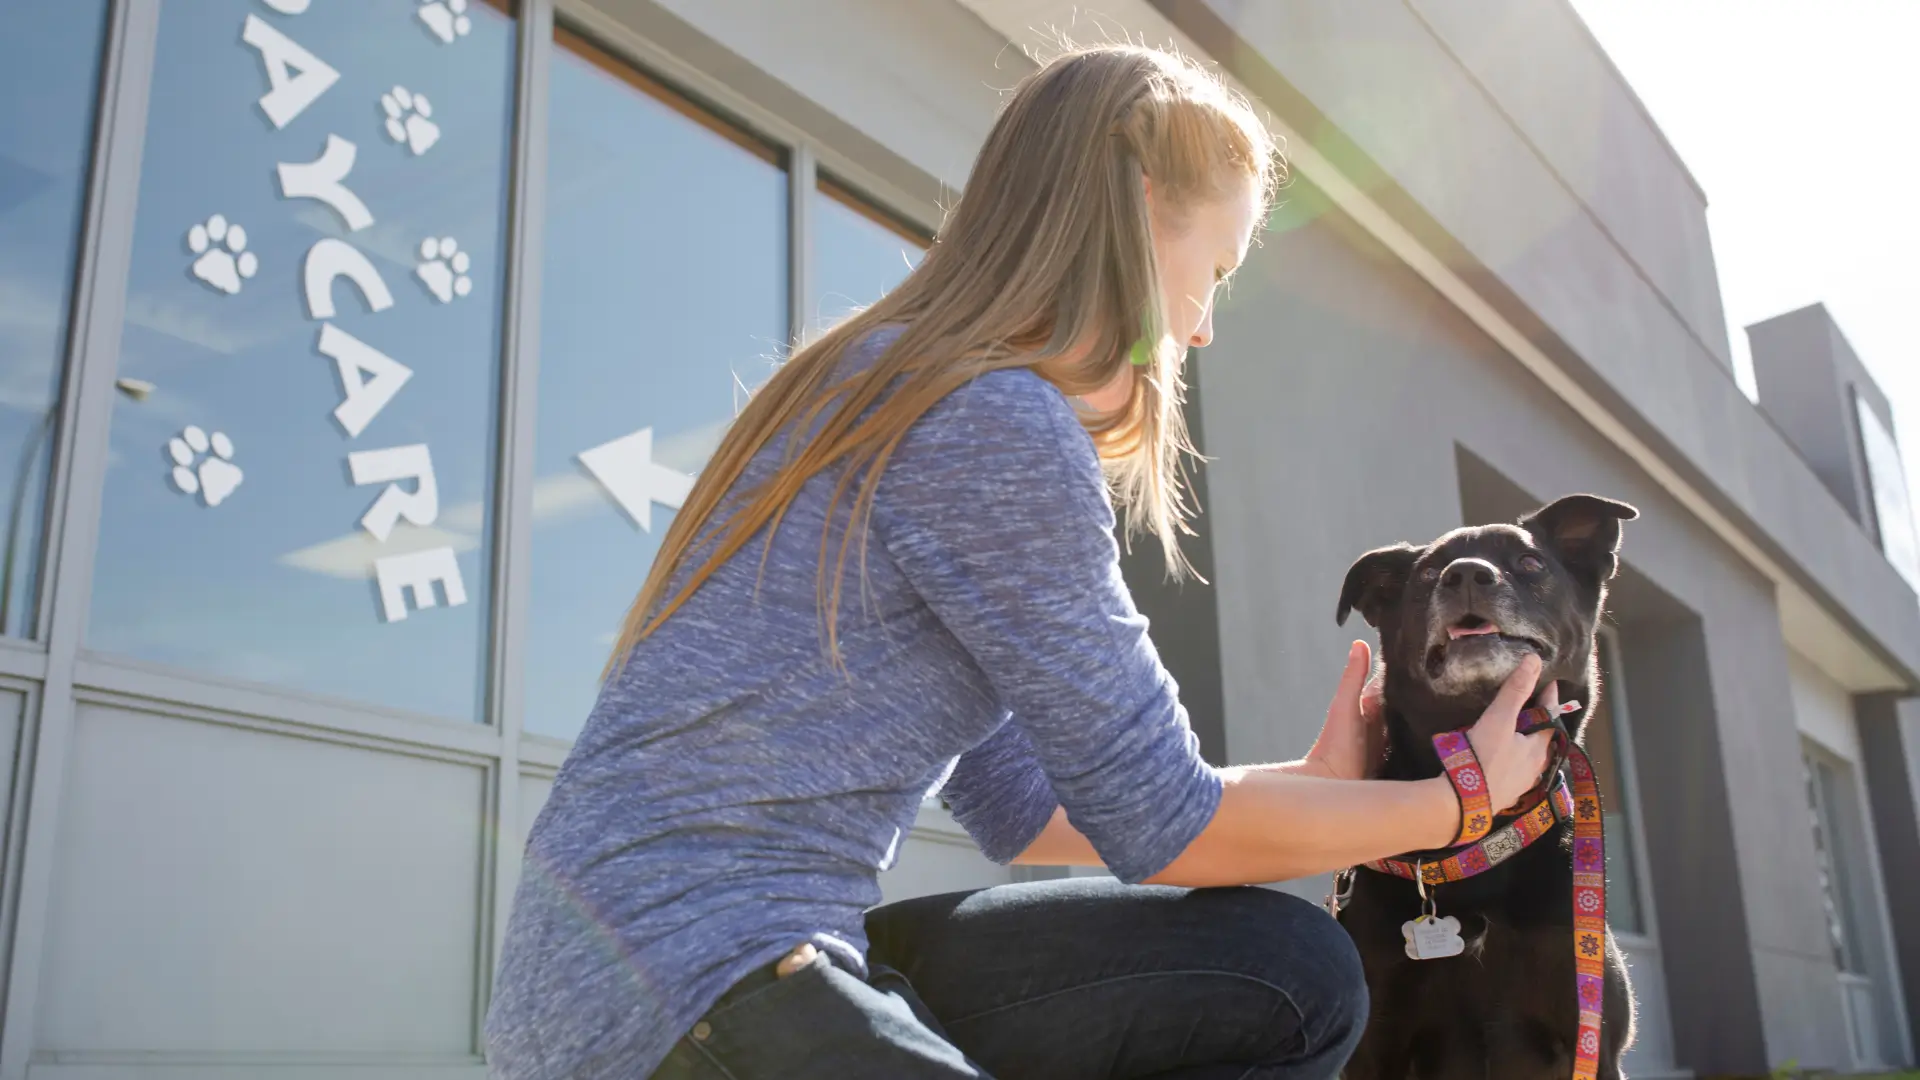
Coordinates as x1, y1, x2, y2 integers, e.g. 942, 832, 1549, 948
1337, 543, 1424, 628
1520, 495, 1639, 585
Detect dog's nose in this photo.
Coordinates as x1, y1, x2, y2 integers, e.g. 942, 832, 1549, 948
1439, 557, 1501, 590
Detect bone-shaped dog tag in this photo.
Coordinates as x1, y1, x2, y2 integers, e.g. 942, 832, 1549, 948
1402, 915, 1466, 960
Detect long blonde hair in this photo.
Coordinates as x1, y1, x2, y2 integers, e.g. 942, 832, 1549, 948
606, 44, 1279, 674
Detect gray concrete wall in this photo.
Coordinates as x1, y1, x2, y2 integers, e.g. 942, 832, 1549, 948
1750, 303, 1901, 547
1750, 305, 1874, 527
1158, 0, 1920, 685
1399, 0, 1728, 371
1118, 360, 1230, 766
1199, 171, 1856, 1074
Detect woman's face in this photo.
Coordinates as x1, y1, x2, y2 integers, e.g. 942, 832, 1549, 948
1084, 174, 1262, 412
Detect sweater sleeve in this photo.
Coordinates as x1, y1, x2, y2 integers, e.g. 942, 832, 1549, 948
939, 719, 1060, 864
873, 369, 1222, 884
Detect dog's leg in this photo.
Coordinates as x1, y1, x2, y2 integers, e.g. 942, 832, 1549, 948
1338, 1034, 1410, 1080
1339, 997, 1414, 1080
1472, 1016, 1571, 1080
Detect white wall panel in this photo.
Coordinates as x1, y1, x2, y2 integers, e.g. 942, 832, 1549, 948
38, 706, 486, 1056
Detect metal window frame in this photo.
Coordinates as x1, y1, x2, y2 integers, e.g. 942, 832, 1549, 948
1802, 739, 1872, 973
1800, 737, 1888, 1068
480, 0, 554, 1038
1803, 729, 1916, 1067
2, 0, 161, 1071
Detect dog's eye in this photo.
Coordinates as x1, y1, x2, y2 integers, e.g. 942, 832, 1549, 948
1419, 567, 1439, 582
1518, 554, 1546, 573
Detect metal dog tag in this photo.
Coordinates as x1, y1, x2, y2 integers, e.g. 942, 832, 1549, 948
1403, 864, 1466, 959
1403, 915, 1466, 960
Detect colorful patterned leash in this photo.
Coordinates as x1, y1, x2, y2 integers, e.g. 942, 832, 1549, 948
1331, 704, 1606, 1079
1566, 739, 1606, 1080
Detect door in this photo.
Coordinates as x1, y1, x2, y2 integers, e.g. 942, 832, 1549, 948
1589, 629, 1687, 1079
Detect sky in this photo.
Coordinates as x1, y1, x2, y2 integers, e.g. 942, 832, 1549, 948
1567, 0, 1920, 544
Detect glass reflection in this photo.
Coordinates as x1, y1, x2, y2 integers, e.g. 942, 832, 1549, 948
0, 1, 110, 639
524, 31, 787, 740
87, 1, 518, 720
812, 176, 927, 332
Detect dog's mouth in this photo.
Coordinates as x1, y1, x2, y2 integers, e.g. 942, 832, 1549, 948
1424, 615, 1550, 677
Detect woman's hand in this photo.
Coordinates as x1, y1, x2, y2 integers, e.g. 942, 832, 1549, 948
1300, 641, 1556, 812
1298, 641, 1387, 782
1465, 654, 1559, 814
1147, 650, 1568, 888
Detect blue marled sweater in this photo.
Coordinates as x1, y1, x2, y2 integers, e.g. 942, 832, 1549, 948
485, 329, 1222, 1078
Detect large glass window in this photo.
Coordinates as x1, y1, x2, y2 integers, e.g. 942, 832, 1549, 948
812, 175, 927, 332
87, 1, 519, 720
523, 30, 787, 740
1583, 633, 1647, 935
0, 2, 111, 639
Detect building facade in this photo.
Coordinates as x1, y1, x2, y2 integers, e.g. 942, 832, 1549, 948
0, 1, 1916, 1077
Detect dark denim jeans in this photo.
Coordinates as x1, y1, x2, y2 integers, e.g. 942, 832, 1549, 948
650, 876, 1368, 1080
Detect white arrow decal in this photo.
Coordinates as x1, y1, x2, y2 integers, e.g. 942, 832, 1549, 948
576, 427, 695, 533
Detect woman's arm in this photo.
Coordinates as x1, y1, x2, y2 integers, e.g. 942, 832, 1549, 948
1143, 769, 1458, 886
874, 373, 1550, 886
1010, 806, 1103, 866
1011, 768, 1454, 879
1015, 652, 1555, 885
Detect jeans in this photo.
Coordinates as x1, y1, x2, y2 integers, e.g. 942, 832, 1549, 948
649, 876, 1368, 1080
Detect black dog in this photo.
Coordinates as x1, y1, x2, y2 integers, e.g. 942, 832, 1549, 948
1331, 495, 1639, 1079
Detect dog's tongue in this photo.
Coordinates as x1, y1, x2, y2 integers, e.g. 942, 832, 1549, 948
1448, 623, 1500, 640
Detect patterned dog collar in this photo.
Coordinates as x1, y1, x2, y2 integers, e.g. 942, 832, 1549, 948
1363, 773, 1573, 885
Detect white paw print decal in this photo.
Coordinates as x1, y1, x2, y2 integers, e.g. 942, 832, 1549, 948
418, 0, 471, 43
381, 86, 440, 156
186, 214, 258, 296
415, 236, 473, 303
168, 425, 244, 508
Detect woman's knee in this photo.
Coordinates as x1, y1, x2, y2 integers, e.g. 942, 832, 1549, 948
1188, 887, 1368, 1059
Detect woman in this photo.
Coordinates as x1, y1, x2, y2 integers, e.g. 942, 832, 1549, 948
486, 43, 1554, 1080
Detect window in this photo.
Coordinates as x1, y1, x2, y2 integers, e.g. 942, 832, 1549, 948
812, 175, 928, 331
0, 1, 110, 639
1854, 387, 1920, 592
86, 1, 519, 720
1802, 742, 1896, 1066
1804, 746, 1870, 976
523, 30, 787, 740
1583, 633, 1648, 936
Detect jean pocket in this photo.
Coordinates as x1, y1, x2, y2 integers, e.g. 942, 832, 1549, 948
701, 950, 833, 1025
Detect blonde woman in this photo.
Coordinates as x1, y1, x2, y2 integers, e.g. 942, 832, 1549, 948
486, 43, 1553, 1080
